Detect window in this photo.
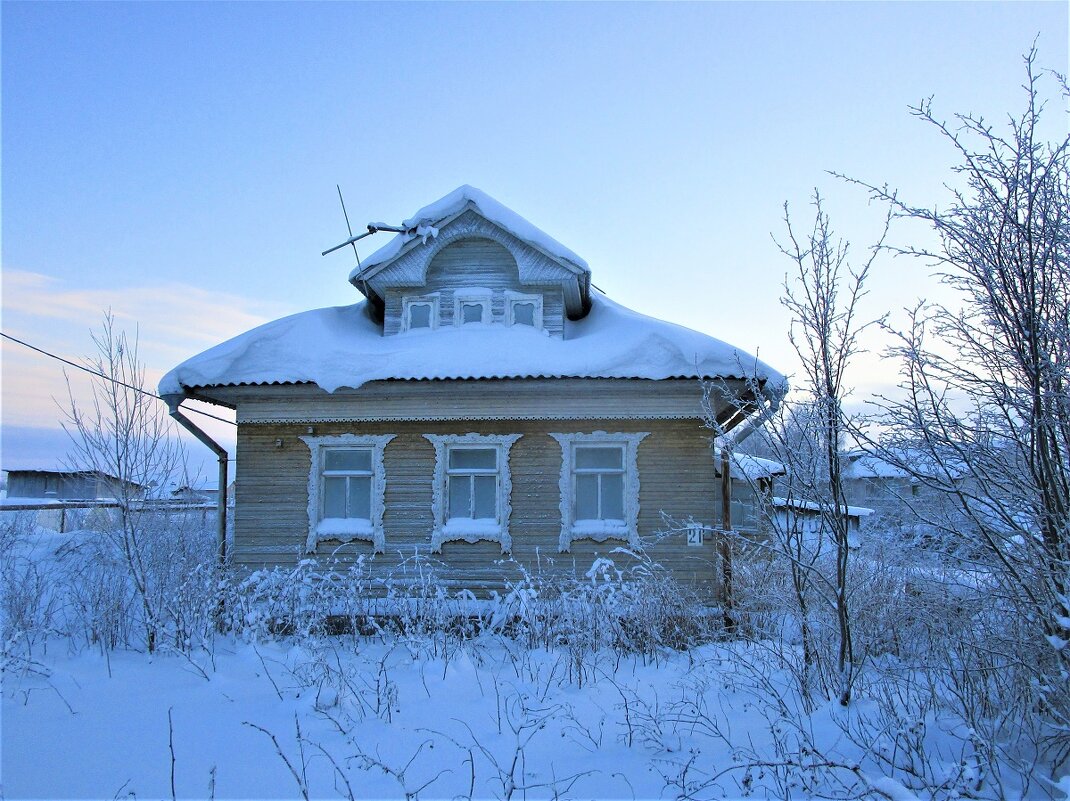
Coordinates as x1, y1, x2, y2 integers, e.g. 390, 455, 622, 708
300, 434, 395, 553
506, 292, 543, 329
574, 446, 625, 522
550, 431, 648, 551
424, 433, 521, 552
452, 289, 492, 325
403, 295, 439, 331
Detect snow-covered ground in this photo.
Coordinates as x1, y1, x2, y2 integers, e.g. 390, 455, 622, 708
3, 516, 1067, 800
5, 633, 924, 800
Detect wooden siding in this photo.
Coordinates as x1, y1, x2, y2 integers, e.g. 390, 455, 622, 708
382, 238, 566, 337
206, 378, 748, 424
233, 417, 723, 597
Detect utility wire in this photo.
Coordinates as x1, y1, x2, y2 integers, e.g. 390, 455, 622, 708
1, 331, 236, 427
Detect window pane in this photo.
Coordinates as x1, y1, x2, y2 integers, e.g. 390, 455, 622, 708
448, 475, 472, 519
601, 474, 624, 520
449, 448, 497, 470
576, 474, 599, 520
324, 477, 347, 518
409, 303, 431, 329
512, 302, 535, 326
461, 303, 483, 324
325, 449, 371, 472
473, 475, 497, 519
348, 476, 371, 520
575, 446, 622, 470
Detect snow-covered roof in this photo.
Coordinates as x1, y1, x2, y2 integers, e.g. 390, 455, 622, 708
160, 292, 784, 396
842, 449, 967, 482
352, 185, 589, 282
713, 450, 787, 481
842, 452, 911, 480
771, 497, 875, 517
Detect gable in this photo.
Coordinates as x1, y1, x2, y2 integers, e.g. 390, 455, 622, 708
359, 209, 587, 319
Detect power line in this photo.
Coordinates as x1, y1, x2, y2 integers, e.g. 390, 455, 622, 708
1, 331, 236, 427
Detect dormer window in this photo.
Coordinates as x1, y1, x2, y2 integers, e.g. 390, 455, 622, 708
403, 295, 439, 332
453, 289, 492, 326
506, 292, 543, 329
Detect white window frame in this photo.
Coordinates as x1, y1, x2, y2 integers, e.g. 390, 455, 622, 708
452, 288, 493, 326
550, 431, 648, 552
424, 433, 521, 553
505, 291, 543, 330
402, 294, 440, 332
300, 434, 395, 553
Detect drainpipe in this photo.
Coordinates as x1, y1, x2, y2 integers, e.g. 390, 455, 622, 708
163, 395, 229, 568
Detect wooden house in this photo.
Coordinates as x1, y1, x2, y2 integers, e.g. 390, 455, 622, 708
160, 187, 784, 595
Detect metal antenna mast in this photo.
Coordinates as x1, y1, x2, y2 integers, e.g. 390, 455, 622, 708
335, 184, 362, 273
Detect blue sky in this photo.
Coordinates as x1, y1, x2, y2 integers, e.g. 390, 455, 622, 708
2, 1, 1067, 477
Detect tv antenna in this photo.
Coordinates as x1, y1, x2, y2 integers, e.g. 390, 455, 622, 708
322, 186, 413, 260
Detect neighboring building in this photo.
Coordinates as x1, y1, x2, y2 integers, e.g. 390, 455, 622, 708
713, 451, 786, 533
841, 449, 966, 531
769, 496, 874, 548
160, 186, 784, 594
2, 468, 144, 502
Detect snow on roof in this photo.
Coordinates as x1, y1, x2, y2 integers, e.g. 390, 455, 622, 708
352, 185, 589, 281
714, 450, 787, 481
842, 449, 967, 481
842, 452, 911, 480
159, 292, 784, 396
771, 497, 875, 517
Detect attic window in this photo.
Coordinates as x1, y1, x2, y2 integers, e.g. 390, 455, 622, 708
460, 302, 485, 324
403, 295, 439, 332
453, 289, 492, 326
506, 292, 543, 329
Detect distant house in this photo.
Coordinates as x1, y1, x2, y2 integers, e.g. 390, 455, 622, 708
3, 468, 144, 503
840, 449, 966, 530
160, 186, 785, 594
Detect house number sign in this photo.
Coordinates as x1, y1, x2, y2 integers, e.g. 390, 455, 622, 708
686, 526, 704, 547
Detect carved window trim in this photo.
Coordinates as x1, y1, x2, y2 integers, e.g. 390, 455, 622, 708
402, 294, 440, 332
300, 434, 395, 553
423, 433, 521, 553
550, 431, 649, 552
452, 288, 493, 326
505, 291, 544, 330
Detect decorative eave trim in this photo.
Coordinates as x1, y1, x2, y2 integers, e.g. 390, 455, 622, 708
299, 433, 395, 554
242, 412, 702, 424
549, 431, 649, 553
423, 432, 522, 554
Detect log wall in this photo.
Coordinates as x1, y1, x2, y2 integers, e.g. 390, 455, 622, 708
234, 416, 723, 598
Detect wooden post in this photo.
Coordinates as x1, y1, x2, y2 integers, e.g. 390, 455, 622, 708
720, 449, 735, 634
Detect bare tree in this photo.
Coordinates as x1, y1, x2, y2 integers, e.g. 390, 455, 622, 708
850, 47, 1070, 773
62, 311, 189, 653
774, 192, 887, 706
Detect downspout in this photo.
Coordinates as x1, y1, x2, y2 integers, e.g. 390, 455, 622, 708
163, 394, 229, 568
713, 378, 788, 454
